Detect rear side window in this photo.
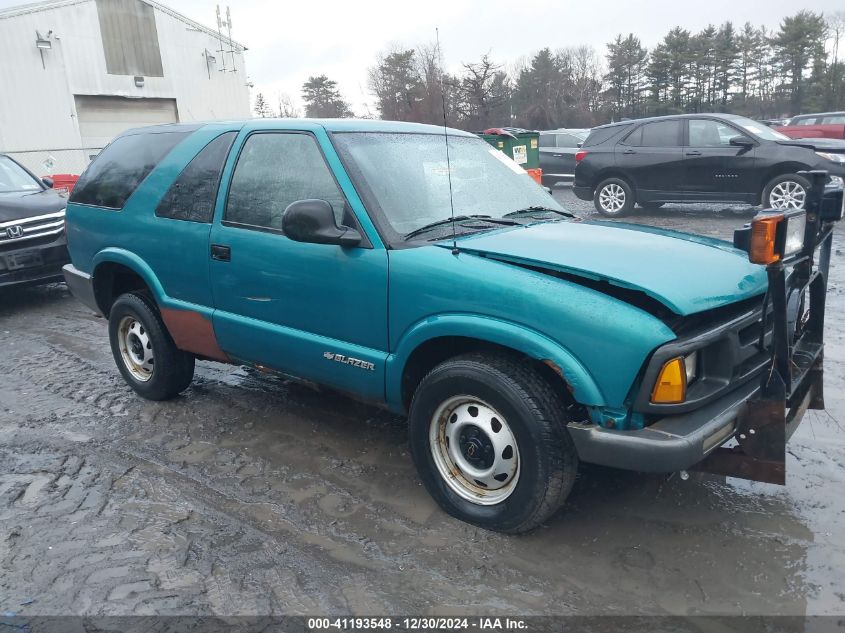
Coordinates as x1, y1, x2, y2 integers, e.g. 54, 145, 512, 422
156, 132, 236, 223
70, 131, 190, 209
822, 115, 845, 124
583, 125, 629, 147
556, 134, 579, 148
225, 132, 346, 232
795, 117, 818, 126
625, 120, 681, 147
539, 135, 555, 148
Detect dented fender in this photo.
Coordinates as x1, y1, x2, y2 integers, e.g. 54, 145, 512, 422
385, 313, 606, 412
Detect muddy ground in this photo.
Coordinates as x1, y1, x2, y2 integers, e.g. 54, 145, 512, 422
1, 188, 844, 617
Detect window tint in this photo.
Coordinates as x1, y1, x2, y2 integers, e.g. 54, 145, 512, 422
638, 120, 681, 146
539, 135, 555, 148
225, 133, 346, 231
796, 117, 818, 126
556, 134, 579, 148
70, 131, 190, 209
688, 119, 740, 147
155, 132, 236, 223
822, 115, 845, 124
583, 125, 628, 147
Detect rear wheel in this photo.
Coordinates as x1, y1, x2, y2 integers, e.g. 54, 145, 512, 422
763, 174, 810, 210
109, 292, 195, 400
408, 352, 578, 533
594, 177, 635, 216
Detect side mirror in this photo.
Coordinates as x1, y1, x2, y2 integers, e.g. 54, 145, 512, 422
42, 176, 54, 188
282, 199, 362, 247
729, 135, 754, 148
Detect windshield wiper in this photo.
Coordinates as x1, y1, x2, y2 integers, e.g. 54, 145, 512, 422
403, 215, 519, 240
504, 206, 575, 219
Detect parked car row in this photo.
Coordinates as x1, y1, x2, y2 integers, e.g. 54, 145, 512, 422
775, 111, 845, 140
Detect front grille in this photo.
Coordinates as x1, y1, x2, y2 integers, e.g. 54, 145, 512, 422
0, 210, 65, 252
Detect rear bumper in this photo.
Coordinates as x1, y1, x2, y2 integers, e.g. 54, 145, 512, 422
568, 379, 759, 473
573, 185, 593, 201
62, 263, 100, 314
0, 237, 70, 289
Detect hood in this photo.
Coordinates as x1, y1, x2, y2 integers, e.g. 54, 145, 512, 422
777, 138, 845, 152
442, 221, 767, 316
0, 188, 67, 223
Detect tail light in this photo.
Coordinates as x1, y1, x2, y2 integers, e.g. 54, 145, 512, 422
575, 150, 588, 164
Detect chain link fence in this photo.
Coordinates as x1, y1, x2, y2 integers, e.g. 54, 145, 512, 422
2, 147, 102, 177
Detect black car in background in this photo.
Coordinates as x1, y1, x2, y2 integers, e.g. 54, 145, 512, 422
573, 113, 845, 216
0, 154, 69, 288
538, 128, 589, 187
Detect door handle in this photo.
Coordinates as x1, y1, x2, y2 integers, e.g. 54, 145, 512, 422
685, 150, 702, 156
552, 153, 565, 157
622, 149, 636, 154
211, 244, 231, 262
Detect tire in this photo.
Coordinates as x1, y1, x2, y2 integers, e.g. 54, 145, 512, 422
762, 173, 811, 210
541, 176, 558, 189
594, 177, 635, 216
108, 292, 195, 400
408, 352, 578, 533
638, 201, 664, 209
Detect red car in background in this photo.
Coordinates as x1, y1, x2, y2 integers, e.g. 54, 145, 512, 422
775, 112, 845, 140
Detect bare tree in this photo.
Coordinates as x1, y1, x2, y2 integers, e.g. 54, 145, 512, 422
277, 93, 299, 118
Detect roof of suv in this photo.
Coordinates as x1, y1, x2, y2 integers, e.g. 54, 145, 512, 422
120, 119, 476, 138
594, 113, 745, 130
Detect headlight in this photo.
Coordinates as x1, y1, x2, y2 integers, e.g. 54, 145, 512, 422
748, 208, 806, 264
815, 151, 845, 164
829, 175, 845, 189
651, 353, 698, 404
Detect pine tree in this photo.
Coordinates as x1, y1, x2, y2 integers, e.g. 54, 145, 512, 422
253, 93, 272, 118
301, 75, 353, 118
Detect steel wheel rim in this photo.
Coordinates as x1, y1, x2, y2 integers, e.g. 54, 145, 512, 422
429, 395, 520, 506
117, 316, 154, 382
769, 181, 806, 209
599, 183, 626, 213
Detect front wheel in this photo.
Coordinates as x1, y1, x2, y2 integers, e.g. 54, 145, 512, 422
762, 174, 810, 210
108, 292, 195, 400
594, 177, 635, 216
408, 353, 578, 533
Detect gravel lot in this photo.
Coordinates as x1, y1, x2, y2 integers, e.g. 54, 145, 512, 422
1, 186, 844, 617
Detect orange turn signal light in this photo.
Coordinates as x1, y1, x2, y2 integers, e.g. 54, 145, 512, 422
749, 213, 783, 265
651, 357, 686, 404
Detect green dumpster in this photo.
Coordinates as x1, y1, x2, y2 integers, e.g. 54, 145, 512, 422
477, 127, 542, 184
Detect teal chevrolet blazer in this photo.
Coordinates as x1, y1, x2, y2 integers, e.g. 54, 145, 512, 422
63, 119, 835, 532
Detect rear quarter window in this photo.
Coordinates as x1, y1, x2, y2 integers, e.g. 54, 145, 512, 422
155, 132, 236, 223
70, 130, 191, 209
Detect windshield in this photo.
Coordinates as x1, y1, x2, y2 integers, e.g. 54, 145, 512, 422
732, 117, 790, 141
333, 132, 566, 240
0, 156, 42, 194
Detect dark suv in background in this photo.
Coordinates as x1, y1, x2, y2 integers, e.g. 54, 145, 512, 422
0, 154, 69, 288
573, 113, 845, 216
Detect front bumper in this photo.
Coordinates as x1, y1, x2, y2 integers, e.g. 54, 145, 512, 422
568, 378, 758, 473
0, 236, 70, 288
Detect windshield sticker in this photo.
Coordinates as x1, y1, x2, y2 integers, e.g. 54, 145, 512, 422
489, 148, 527, 174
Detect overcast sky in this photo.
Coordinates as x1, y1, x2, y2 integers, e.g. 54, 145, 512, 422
3, 0, 843, 114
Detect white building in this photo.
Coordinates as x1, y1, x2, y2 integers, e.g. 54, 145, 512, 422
0, 0, 250, 175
